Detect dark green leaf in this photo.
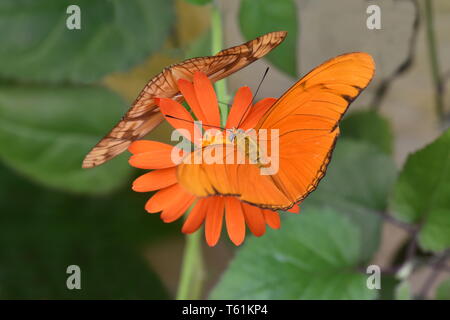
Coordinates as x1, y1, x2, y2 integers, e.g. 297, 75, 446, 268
419, 208, 450, 252
390, 128, 450, 252
379, 276, 400, 300
0, 0, 175, 83
0, 164, 175, 299
239, 0, 298, 77
184, 0, 212, 5
305, 139, 397, 260
436, 279, 450, 300
395, 281, 412, 300
0, 85, 132, 194
341, 110, 393, 154
210, 208, 377, 300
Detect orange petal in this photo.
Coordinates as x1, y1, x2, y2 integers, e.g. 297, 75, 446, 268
193, 72, 221, 127
226, 86, 253, 129
157, 98, 202, 144
287, 205, 301, 214
161, 193, 195, 223
145, 184, 190, 213
205, 197, 225, 247
178, 79, 208, 123
242, 203, 266, 237
224, 197, 246, 246
182, 199, 209, 234
132, 167, 177, 192
129, 140, 173, 155
262, 209, 281, 229
240, 97, 277, 130
129, 148, 178, 169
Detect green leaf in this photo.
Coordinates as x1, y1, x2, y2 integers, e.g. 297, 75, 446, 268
184, 30, 211, 59
0, 0, 175, 83
210, 208, 377, 300
378, 275, 400, 300
184, 0, 212, 5
419, 208, 450, 252
390, 128, 450, 252
239, 0, 298, 77
436, 279, 450, 300
0, 164, 174, 299
0, 85, 132, 194
341, 110, 393, 154
305, 139, 397, 260
395, 281, 412, 300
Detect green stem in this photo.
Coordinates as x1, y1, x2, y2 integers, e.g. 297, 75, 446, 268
211, 4, 229, 127
176, 220, 204, 300
424, 0, 445, 121
176, 2, 229, 300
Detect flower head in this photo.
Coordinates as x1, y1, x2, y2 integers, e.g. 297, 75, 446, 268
128, 72, 299, 246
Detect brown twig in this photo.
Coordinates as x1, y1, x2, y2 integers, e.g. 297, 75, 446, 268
405, 230, 419, 262
424, 0, 446, 122
374, 211, 419, 277
376, 210, 419, 234
371, 0, 420, 111
416, 250, 450, 299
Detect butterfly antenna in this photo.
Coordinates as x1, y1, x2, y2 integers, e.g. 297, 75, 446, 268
236, 66, 270, 128
166, 114, 226, 130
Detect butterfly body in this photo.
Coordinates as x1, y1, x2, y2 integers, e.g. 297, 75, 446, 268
227, 128, 245, 143
205, 127, 269, 167
232, 129, 271, 167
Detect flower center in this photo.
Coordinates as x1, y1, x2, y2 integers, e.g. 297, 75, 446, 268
201, 129, 230, 148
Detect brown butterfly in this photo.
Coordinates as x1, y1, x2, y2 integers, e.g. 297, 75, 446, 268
82, 31, 287, 168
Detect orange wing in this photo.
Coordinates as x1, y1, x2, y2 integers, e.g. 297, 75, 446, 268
177, 52, 375, 210
82, 31, 287, 168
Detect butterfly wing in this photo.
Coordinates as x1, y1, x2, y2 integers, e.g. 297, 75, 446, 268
177, 52, 375, 210
82, 31, 287, 168
177, 143, 293, 207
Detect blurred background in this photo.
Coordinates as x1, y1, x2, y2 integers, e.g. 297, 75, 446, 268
0, 0, 449, 299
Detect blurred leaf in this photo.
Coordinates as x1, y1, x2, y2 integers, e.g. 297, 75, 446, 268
0, 164, 175, 299
390, 128, 450, 252
395, 281, 412, 300
184, 0, 212, 5
239, 0, 297, 77
175, 0, 211, 48
185, 30, 211, 58
305, 139, 397, 260
0, 0, 175, 83
316, 139, 396, 211
104, 0, 212, 101
0, 85, 132, 194
436, 279, 450, 300
377, 275, 399, 300
210, 208, 377, 299
419, 208, 450, 252
341, 110, 393, 154
104, 51, 181, 103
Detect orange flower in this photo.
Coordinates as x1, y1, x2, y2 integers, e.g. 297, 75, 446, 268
128, 72, 300, 247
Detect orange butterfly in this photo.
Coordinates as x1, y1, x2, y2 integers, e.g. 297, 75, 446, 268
82, 31, 287, 168
128, 52, 375, 245
176, 52, 375, 210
